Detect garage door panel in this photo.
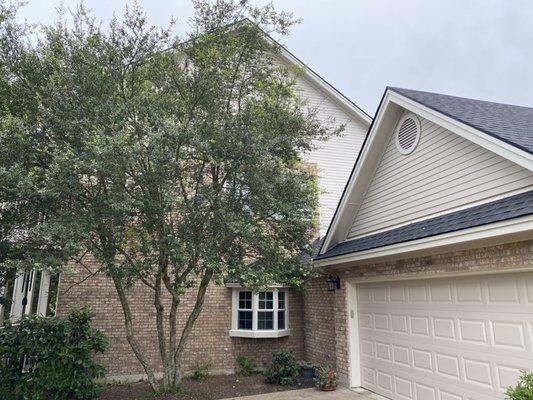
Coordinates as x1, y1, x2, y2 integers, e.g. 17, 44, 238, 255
357, 301, 532, 314
360, 355, 504, 400
360, 331, 533, 374
362, 275, 531, 306
356, 272, 533, 400
360, 314, 532, 360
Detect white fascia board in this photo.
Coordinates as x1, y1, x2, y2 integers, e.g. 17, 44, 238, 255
389, 91, 533, 171
319, 91, 396, 254
271, 42, 372, 126
314, 215, 533, 268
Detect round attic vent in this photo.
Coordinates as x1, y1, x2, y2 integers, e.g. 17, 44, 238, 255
395, 114, 421, 155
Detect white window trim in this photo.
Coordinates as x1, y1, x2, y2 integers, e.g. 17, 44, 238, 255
11, 270, 36, 322
5, 270, 52, 324
0, 285, 5, 323
229, 288, 290, 339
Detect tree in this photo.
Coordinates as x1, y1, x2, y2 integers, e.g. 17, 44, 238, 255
0, 1, 78, 313
0, 0, 340, 391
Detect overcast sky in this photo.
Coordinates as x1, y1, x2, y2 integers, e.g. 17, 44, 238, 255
17, 0, 533, 116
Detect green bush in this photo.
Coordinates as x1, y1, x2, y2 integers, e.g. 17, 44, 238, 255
0, 306, 107, 400
264, 350, 300, 386
236, 355, 257, 376
187, 362, 212, 381
506, 371, 533, 400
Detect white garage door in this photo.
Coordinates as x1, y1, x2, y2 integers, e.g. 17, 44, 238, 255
356, 272, 533, 400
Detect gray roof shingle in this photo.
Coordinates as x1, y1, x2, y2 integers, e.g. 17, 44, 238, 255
390, 87, 533, 154
315, 189, 533, 261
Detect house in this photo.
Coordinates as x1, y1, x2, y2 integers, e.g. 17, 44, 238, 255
0, 41, 371, 379
2, 43, 532, 399
311, 87, 533, 400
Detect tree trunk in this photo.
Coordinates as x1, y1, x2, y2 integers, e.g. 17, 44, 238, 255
112, 274, 160, 391
172, 270, 214, 386
167, 297, 179, 387
154, 274, 173, 388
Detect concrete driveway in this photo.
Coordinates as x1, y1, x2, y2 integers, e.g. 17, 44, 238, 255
223, 387, 386, 400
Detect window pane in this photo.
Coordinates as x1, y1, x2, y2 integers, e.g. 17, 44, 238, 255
257, 311, 274, 330
278, 291, 285, 309
238, 311, 253, 330
259, 292, 273, 310
238, 291, 252, 310
278, 310, 286, 330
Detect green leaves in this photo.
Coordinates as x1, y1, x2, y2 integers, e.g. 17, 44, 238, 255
506, 371, 533, 400
264, 350, 300, 386
0, 0, 340, 388
0, 307, 107, 400
1, 0, 336, 309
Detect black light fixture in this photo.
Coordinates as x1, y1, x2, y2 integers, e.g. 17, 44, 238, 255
326, 275, 341, 292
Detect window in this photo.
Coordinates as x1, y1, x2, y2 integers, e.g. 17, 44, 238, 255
230, 289, 289, 338
258, 291, 274, 330
238, 291, 253, 330
0, 270, 59, 326
278, 291, 286, 330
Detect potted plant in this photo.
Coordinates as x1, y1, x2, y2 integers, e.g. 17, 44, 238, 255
299, 361, 316, 380
314, 366, 337, 391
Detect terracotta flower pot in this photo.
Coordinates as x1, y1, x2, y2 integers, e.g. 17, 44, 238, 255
322, 385, 336, 391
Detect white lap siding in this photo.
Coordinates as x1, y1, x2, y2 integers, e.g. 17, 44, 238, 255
347, 114, 533, 240
295, 75, 368, 236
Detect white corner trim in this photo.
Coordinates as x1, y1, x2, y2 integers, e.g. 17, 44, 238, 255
229, 329, 291, 339
346, 282, 361, 388
314, 215, 533, 268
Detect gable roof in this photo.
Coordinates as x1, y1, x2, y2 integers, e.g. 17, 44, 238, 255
171, 20, 372, 126
269, 34, 372, 125
316, 189, 533, 261
317, 87, 533, 261
390, 88, 533, 154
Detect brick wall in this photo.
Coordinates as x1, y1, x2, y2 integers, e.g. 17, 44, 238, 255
57, 240, 533, 382
302, 240, 533, 384
56, 254, 305, 379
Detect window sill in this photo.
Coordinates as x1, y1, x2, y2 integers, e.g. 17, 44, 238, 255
229, 329, 291, 339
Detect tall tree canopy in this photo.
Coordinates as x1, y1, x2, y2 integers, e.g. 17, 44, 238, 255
0, 0, 339, 390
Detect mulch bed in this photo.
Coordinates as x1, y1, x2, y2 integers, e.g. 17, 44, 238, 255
99, 373, 314, 400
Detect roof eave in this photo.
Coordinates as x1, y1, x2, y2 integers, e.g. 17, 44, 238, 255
314, 214, 533, 268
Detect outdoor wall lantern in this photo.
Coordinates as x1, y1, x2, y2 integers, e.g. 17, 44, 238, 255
327, 275, 341, 292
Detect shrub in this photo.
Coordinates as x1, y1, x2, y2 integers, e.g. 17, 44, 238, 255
236, 356, 257, 376
0, 306, 107, 400
264, 350, 300, 386
314, 366, 337, 390
187, 362, 212, 381
506, 371, 533, 400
